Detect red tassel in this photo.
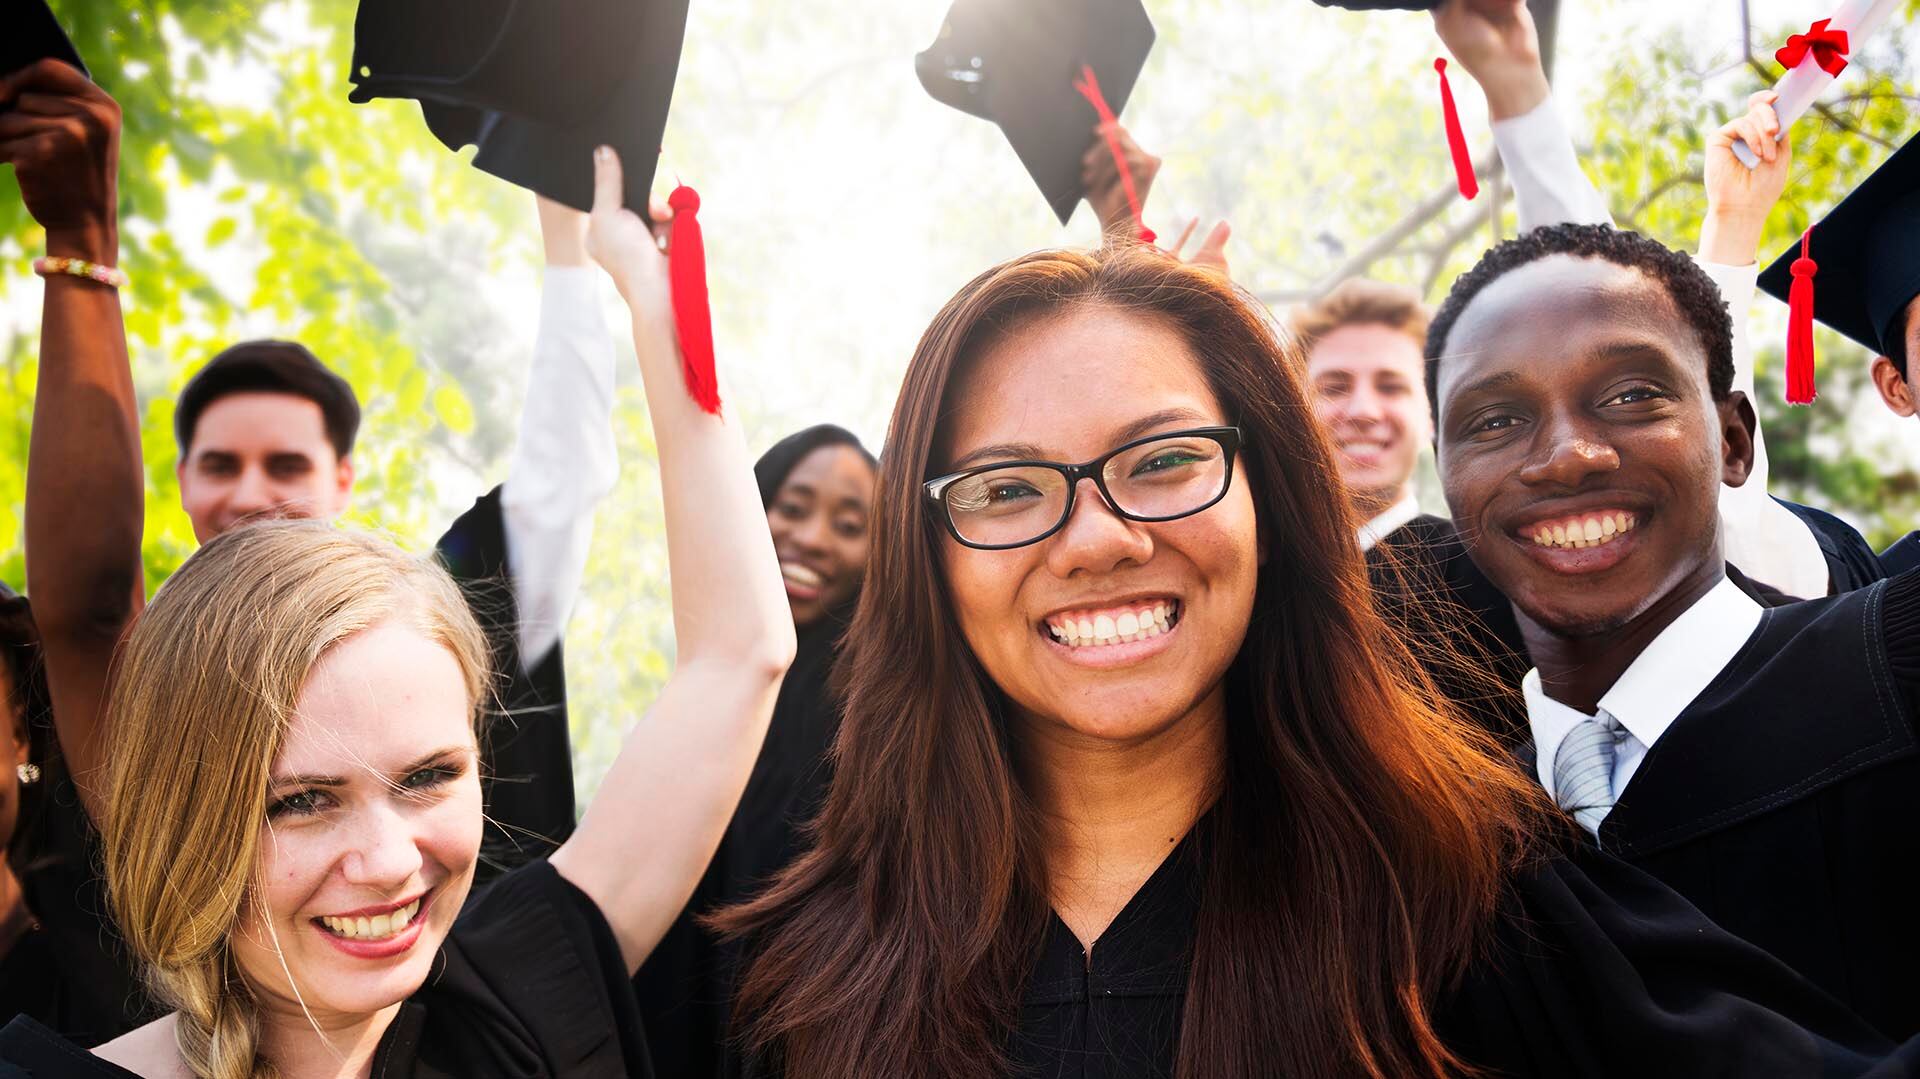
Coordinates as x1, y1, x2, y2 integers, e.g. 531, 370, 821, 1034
1785, 227, 1818, 405
1073, 64, 1156, 244
1435, 58, 1478, 201
667, 185, 721, 415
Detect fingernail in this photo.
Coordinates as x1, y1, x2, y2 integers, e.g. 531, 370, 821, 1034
596, 146, 611, 161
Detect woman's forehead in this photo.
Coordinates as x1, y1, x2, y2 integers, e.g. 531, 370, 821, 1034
942, 308, 1225, 465
279, 623, 473, 776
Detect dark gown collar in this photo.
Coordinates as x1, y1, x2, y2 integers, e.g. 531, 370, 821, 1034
1023, 824, 1202, 1007
1601, 577, 1918, 857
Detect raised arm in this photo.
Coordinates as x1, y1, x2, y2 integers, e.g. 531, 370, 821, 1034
1698, 93, 1830, 598
1434, 0, 1611, 232
499, 197, 620, 670
2, 60, 143, 818
547, 149, 796, 973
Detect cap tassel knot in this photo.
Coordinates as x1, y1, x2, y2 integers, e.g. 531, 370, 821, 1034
1435, 58, 1478, 201
668, 184, 722, 415
1785, 227, 1818, 406
1073, 63, 1156, 245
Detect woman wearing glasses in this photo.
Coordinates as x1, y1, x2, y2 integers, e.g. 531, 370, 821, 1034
717, 245, 1916, 1078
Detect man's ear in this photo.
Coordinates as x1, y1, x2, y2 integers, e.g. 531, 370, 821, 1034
1870, 355, 1916, 418
333, 454, 357, 516
1719, 390, 1758, 489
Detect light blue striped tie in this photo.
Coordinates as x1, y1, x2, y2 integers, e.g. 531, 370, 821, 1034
1553, 713, 1627, 835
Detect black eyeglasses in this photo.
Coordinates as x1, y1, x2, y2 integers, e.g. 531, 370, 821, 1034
924, 426, 1243, 551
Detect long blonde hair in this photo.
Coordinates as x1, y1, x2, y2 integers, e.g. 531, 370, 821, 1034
101, 521, 491, 1079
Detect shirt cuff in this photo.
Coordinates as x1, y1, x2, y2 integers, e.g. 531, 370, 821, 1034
1491, 97, 1612, 234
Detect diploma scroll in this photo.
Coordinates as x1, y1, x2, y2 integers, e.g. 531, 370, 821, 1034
1733, 0, 1903, 169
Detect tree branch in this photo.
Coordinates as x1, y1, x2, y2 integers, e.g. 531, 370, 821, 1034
1253, 152, 1505, 305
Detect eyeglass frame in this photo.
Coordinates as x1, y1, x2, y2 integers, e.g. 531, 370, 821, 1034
922, 425, 1245, 551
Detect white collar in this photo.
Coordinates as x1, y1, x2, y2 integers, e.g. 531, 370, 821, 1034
1523, 575, 1764, 798
1356, 493, 1423, 552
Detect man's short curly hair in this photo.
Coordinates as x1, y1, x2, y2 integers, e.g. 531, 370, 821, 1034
1424, 224, 1735, 422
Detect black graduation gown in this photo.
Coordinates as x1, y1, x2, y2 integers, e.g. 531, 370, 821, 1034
1593, 568, 1920, 1040
1777, 497, 1886, 595
632, 612, 848, 1079
0, 862, 652, 1078
1881, 532, 1920, 577
741, 822, 1918, 1078
1366, 514, 1532, 746
434, 486, 577, 882
7, 769, 149, 1045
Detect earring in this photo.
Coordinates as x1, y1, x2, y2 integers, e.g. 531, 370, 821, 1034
15, 763, 39, 785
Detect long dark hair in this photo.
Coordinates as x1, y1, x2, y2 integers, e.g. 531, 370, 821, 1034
0, 585, 53, 868
718, 247, 1550, 1078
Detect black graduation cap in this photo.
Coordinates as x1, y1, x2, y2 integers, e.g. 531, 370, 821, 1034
915, 0, 1155, 226
346, 0, 690, 215
1759, 131, 1920, 363
1309, 1, 1438, 10
3, 0, 88, 82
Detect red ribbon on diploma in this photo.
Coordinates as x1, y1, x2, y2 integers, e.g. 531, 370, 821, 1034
1776, 19, 1850, 78
1074, 64, 1156, 245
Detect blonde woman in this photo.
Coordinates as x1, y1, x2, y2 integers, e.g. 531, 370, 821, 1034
0, 148, 794, 1079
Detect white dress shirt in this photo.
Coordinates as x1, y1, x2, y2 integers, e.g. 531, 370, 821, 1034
498, 266, 621, 669
1694, 259, 1833, 600
1491, 98, 1613, 233
1356, 492, 1423, 553
1523, 576, 1765, 835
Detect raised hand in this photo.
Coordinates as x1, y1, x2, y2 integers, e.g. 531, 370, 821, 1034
1166, 217, 1232, 281
1431, 0, 1550, 122
0, 59, 119, 261
584, 145, 675, 325
1700, 92, 1791, 265
1082, 122, 1161, 239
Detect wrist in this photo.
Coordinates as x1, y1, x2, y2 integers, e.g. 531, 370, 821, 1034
537, 198, 591, 266
1480, 69, 1550, 122
1698, 213, 1765, 266
44, 221, 118, 265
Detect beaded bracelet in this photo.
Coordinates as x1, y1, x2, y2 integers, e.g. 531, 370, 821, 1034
32, 256, 128, 289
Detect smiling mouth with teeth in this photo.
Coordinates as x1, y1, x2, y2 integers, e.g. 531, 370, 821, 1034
317, 896, 422, 941
1527, 511, 1638, 550
1044, 600, 1181, 648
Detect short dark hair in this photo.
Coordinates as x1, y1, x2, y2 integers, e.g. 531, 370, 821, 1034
1424, 224, 1736, 420
174, 340, 362, 458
